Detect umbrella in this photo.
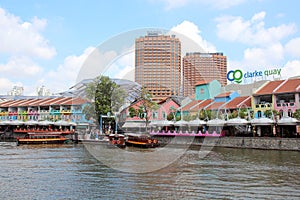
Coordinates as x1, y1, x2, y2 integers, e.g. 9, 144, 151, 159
54, 120, 70, 126
277, 117, 298, 125
174, 120, 188, 127
151, 120, 174, 127
0, 120, 12, 125
69, 121, 77, 126
25, 120, 39, 125
10, 120, 24, 126
122, 121, 146, 128
250, 117, 274, 126
189, 119, 206, 126
226, 117, 249, 126
39, 120, 54, 126
207, 118, 226, 126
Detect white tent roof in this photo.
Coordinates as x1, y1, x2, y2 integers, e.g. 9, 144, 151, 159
227, 117, 249, 126
250, 117, 274, 126
188, 119, 206, 126
122, 121, 146, 128
207, 118, 226, 126
277, 117, 298, 125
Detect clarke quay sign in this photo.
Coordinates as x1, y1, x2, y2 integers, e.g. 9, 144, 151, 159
227, 68, 282, 84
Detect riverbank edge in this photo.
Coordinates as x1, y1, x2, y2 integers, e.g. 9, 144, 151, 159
153, 136, 300, 151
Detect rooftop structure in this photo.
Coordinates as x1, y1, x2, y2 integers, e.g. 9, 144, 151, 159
135, 33, 181, 101
183, 52, 227, 97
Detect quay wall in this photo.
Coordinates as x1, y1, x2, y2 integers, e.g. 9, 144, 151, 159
153, 136, 300, 151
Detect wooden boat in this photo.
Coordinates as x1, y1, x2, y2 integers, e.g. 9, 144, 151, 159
16, 133, 68, 145
81, 134, 126, 148
108, 134, 126, 148
125, 133, 159, 148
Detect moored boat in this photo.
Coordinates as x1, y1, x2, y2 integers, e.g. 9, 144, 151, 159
81, 134, 126, 148
108, 134, 126, 148
16, 133, 68, 145
125, 133, 159, 148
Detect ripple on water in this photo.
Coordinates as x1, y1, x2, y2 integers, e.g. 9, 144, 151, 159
0, 143, 299, 199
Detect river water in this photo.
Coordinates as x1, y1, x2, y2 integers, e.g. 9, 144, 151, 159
0, 142, 299, 200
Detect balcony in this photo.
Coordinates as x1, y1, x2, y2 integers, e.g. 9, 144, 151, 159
60, 110, 71, 114
275, 102, 296, 108
71, 110, 82, 114
254, 103, 273, 109
50, 110, 60, 115
0, 111, 8, 116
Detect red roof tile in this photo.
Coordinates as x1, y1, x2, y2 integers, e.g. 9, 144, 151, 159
182, 100, 202, 111
215, 92, 231, 98
38, 97, 67, 106
29, 98, 52, 106
195, 79, 213, 86
254, 80, 284, 95
0, 97, 88, 108
60, 97, 88, 105
222, 96, 251, 109
205, 102, 225, 110
18, 99, 36, 106
194, 99, 213, 110
6, 99, 28, 107
274, 78, 300, 94
50, 97, 73, 105
0, 100, 15, 107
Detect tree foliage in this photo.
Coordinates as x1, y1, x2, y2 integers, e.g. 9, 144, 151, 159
83, 76, 126, 124
135, 87, 158, 128
264, 109, 279, 119
293, 109, 300, 120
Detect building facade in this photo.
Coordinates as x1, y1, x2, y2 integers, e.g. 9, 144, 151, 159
183, 52, 227, 97
135, 32, 181, 101
0, 97, 91, 124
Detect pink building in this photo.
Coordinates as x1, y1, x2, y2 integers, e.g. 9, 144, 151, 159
119, 97, 180, 124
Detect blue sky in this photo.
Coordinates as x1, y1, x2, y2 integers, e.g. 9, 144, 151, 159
0, 0, 299, 95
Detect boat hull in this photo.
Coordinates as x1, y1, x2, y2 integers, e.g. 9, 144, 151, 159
125, 140, 159, 148
17, 138, 67, 145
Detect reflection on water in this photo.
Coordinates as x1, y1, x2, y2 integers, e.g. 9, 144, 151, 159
0, 142, 299, 199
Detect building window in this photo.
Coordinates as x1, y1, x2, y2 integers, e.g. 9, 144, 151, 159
288, 109, 293, 117
162, 111, 166, 119
257, 110, 262, 118
200, 88, 205, 94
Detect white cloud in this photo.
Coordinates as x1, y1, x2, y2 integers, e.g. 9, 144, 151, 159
44, 47, 96, 94
0, 56, 43, 79
109, 51, 135, 81
243, 43, 284, 67
0, 7, 56, 59
0, 78, 21, 95
171, 20, 216, 53
285, 37, 300, 58
156, 0, 246, 10
221, 11, 299, 78
281, 60, 300, 79
215, 11, 297, 46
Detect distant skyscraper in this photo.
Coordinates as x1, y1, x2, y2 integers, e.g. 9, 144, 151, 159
182, 52, 227, 97
135, 32, 181, 101
37, 85, 51, 96
7, 86, 24, 96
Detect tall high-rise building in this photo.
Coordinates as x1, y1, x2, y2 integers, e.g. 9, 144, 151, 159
135, 32, 181, 101
37, 85, 51, 96
182, 52, 227, 97
7, 86, 24, 96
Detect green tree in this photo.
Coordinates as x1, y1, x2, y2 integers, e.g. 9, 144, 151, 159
136, 87, 158, 129
264, 109, 279, 119
293, 109, 300, 120
83, 76, 126, 124
82, 103, 95, 121
199, 109, 207, 120
128, 107, 137, 118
